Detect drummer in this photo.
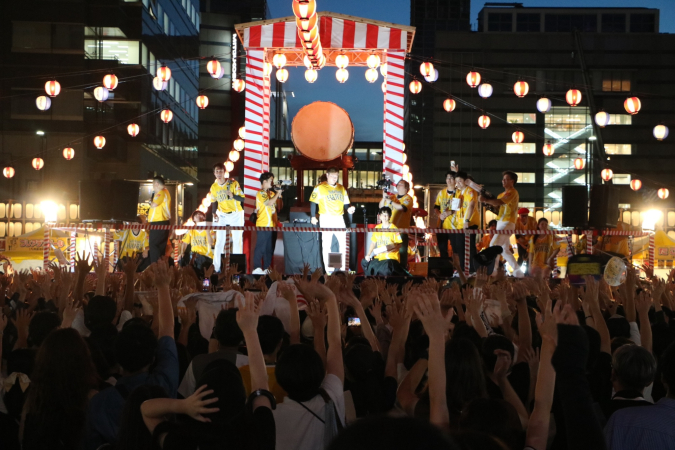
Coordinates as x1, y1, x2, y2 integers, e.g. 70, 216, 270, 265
310, 167, 355, 273
380, 179, 413, 266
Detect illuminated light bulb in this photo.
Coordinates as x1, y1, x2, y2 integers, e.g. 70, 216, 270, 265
365, 68, 378, 83
276, 68, 289, 83
367, 54, 380, 69
336, 68, 349, 83
305, 69, 318, 83
273, 53, 287, 69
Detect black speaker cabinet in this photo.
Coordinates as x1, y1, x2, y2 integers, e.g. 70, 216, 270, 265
562, 185, 588, 228
589, 185, 619, 229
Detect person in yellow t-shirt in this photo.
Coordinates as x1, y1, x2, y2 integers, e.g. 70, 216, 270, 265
433, 171, 459, 259
480, 171, 523, 277
380, 179, 413, 266
362, 207, 405, 275
454, 172, 481, 273
309, 167, 355, 273
210, 162, 245, 273
181, 210, 215, 278
515, 207, 538, 265
114, 216, 151, 271
147, 176, 172, 263
528, 218, 560, 277
253, 172, 283, 271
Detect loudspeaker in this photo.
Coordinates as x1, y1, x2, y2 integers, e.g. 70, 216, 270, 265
229, 254, 247, 272
562, 185, 588, 228
79, 180, 139, 221
589, 185, 619, 229
428, 257, 454, 278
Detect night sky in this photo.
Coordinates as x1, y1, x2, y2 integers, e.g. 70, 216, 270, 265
266, 0, 675, 141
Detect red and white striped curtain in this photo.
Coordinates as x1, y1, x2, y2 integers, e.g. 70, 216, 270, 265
383, 50, 405, 183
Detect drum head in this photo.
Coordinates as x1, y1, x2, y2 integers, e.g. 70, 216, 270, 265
291, 101, 354, 161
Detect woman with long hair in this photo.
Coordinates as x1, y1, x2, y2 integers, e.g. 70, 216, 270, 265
21, 328, 99, 450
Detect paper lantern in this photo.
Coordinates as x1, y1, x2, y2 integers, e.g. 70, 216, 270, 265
478, 115, 490, 129
537, 97, 552, 113
653, 124, 669, 141
367, 54, 380, 69
466, 71, 481, 88
233, 139, 245, 151
543, 142, 554, 156
207, 60, 221, 78
3, 167, 15, 179
32, 158, 44, 171
420, 62, 434, 78
238, 127, 246, 139
273, 53, 287, 69
443, 99, 456, 112
658, 188, 669, 200
594, 111, 610, 128
401, 153, 407, 164
103, 74, 118, 90
380, 63, 387, 77
229, 150, 240, 162
225, 161, 234, 172
409, 80, 422, 94
156, 66, 172, 81
317, 53, 326, 69
365, 68, 378, 83
45, 80, 61, 97
295, 12, 318, 32
94, 136, 106, 149
630, 179, 642, 191
232, 79, 246, 92
624, 97, 641, 115
381, 81, 386, 93
601, 168, 613, 182
424, 69, 439, 83
305, 69, 318, 83
213, 65, 225, 79
160, 110, 173, 123
127, 123, 140, 137
152, 77, 168, 91
263, 62, 273, 76
196, 95, 209, 109
566, 89, 582, 106
574, 158, 585, 170
402, 164, 410, 175
299, 25, 318, 43
62, 147, 75, 160
336, 68, 349, 84
93, 86, 109, 102
514, 81, 529, 98
478, 83, 493, 98
292, 0, 316, 19
36, 96, 51, 111
276, 69, 289, 83
512, 131, 524, 144
336, 54, 350, 69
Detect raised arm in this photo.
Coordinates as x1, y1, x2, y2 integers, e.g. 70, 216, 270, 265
341, 287, 380, 353
305, 299, 327, 367
238, 292, 272, 410
278, 283, 301, 345
513, 283, 533, 356
153, 259, 174, 339
582, 276, 611, 354
635, 290, 653, 354
122, 256, 139, 312
142, 385, 219, 437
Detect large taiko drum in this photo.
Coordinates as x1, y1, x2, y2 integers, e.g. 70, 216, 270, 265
291, 101, 354, 161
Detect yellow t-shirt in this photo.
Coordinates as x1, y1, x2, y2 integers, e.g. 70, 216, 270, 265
239, 365, 287, 404
309, 182, 350, 216
372, 224, 403, 262
148, 188, 171, 222
210, 179, 244, 213
496, 188, 519, 223
458, 187, 480, 228
256, 189, 277, 227
529, 235, 560, 269
434, 189, 458, 229
116, 230, 149, 258
389, 194, 413, 229
182, 230, 214, 258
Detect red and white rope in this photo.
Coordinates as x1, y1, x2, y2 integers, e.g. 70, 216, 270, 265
70, 231, 77, 271
43, 224, 50, 270
243, 50, 268, 215
463, 233, 470, 276
383, 50, 405, 183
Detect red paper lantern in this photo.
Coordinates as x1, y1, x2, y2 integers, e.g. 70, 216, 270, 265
409, 80, 422, 94
543, 142, 554, 156
466, 71, 481, 88
630, 179, 642, 191
420, 62, 434, 78
62, 147, 75, 160
3, 167, 15, 179
658, 188, 669, 199
624, 97, 641, 115
443, 99, 456, 112
478, 115, 490, 129
232, 79, 246, 92
206, 60, 221, 78
127, 123, 140, 137
514, 81, 529, 98
196, 95, 209, 109
566, 89, 582, 106
156, 66, 172, 82
574, 158, 585, 170
601, 168, 613, 182
45, 80, 61, 97
103, 74, 118, 90
292, 0, 316, 19
32, 158, 44, 171
512, 131, 524, 144
160, 110, 173, 123
94, 136, 106, 149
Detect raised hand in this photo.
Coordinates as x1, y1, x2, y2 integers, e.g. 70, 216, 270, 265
152, 259, 171, 288
369, 297, 384, 325
267, 267, 283, 283
183, 385, 220, 422
277, 282, 297, 304
236, 292, 260, 334
75, 252, 94, 274
61, 298, 80, 328
413, 290, 446, 339
306, 299, 327, 330
204, 264, 215, 281
635, 290, 652, 317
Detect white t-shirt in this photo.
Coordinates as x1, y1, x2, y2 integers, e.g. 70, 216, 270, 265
273, 374, 345, 450
177, 353, 249, 398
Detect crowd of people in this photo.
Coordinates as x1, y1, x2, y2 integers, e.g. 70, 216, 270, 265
0, 247, 673, 449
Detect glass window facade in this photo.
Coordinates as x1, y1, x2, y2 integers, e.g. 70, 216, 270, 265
506, 143, 536, 154
601, 71, 632, 91
516, 14, 541, 32
488, 13, 513, 32
506, 113, 536, 124
604, 144, 632, 155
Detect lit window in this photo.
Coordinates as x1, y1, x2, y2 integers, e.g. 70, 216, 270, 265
515, 172, 535, 183
506, 143, 536, 154
613, 174, 631, 185
604, 144, 631, 155
506, 113, 536, 124
619, 203, 631, 209
602, 71, 631, 92
608, 114, 632, 125
84, 39, 140, 64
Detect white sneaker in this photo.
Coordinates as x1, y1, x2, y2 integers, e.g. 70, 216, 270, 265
513, 268, 525, 278
252, 267, 267, 275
